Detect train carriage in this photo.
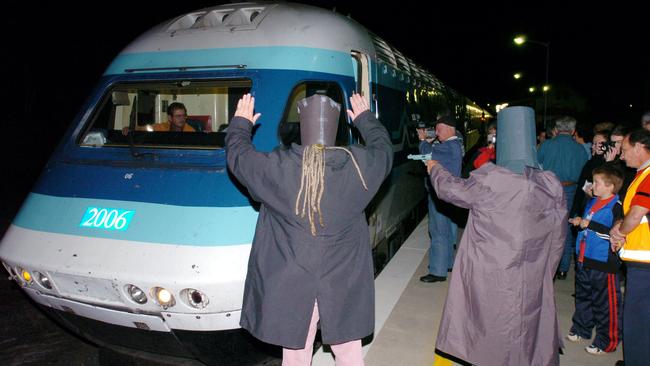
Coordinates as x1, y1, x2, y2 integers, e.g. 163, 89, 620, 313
0, 2, 490, 364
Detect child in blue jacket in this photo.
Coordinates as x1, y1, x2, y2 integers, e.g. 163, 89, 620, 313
567, 164, 623, 355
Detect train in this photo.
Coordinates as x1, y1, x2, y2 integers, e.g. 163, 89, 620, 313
0, 2, 490, 364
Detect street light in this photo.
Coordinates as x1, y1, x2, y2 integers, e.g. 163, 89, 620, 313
514, 34, 550, 128
529, 87, 536, 93
513, 72, 522, 80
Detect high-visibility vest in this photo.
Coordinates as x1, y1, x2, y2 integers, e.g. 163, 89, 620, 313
621, 165, 650, 263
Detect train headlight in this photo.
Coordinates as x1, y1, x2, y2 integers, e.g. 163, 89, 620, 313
21, 269, 32, 283
34, 272, 53, 290
153, 287, 175, 308
126, 285, 147, 304
181, 288, 209, 309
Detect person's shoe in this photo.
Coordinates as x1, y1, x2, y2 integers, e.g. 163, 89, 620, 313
585, 344, 606, 355
615, 360, 625, 366
420, 274, 446, 283
555, 271, 568, 280
566, 332, 585, 342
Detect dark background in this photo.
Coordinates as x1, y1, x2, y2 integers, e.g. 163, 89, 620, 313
0, 2, 647, 364
2, 1, 649, 222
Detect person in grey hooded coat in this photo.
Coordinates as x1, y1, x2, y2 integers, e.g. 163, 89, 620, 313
427, 107, 566, 366
226, 93, 392, 365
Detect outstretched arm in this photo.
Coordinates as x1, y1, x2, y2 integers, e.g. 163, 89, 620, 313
426, 161, 489, 209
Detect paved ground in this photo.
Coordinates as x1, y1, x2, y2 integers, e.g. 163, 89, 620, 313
0, 274, 100, 365
363, 222, 623, 366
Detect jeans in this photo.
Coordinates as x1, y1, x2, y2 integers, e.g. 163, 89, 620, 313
559, 185, 577, 272
623, 267, 650, 365
427, 195, 457, 277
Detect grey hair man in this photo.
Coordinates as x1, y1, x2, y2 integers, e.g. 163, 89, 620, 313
538, 115, 589, 280
554, 116, 577, 135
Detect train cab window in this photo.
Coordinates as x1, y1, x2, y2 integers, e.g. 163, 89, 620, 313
78, 79, 251, 149
278, 82, 350, 147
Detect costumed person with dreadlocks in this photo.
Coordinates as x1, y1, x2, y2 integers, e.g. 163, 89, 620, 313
226, 93, 392, 365
427, 107, 566, 366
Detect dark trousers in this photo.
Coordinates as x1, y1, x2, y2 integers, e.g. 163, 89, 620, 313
559, 185, 577, 272
623, 267, 650, 365
570, 266, 621, 351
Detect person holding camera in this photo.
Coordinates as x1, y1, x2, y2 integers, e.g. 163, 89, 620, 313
570, 130, 610, 220
416, 115, 463, 283
604, 125, 635, 200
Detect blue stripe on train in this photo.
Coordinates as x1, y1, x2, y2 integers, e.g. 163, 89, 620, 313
106, 47, 355, 77
33, 161, 247, 207
107, 46, 431, 92
14, 193, 257, 246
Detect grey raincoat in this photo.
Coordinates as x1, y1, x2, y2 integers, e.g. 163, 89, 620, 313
226, 111, 392, 348
431, 163, 566, 366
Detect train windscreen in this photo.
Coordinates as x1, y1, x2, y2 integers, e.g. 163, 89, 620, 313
78, 79, 252, 149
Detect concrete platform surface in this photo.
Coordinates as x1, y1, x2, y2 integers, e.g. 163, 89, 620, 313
316, 218, 622, 366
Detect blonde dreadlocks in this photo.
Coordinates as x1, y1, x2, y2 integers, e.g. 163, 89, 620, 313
295, 144, 369, 236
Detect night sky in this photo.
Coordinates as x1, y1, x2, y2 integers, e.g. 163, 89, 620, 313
2, 1, 649, 216
6, 2, 649, 128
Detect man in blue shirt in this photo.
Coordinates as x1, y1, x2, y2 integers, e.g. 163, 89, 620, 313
418, 115, 463, 282
538, 116, 589, 279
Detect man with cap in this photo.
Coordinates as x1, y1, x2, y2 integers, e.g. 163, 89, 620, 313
427, 106, 566, 366
417, 115, 464, 283
226, 93, 392, 365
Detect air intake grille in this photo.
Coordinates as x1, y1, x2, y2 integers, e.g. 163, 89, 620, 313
167, 4, 277, 32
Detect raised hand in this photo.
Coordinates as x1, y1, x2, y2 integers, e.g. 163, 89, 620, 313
234, 93, 261, 124
417, 128, 427, 141
346, 92, 370, 121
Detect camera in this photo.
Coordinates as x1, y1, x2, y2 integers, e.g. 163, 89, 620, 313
415, 121, 436, 139
600, 140, 616, 152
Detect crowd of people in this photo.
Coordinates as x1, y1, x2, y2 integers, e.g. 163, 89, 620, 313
226, 93, 650, 366
416, 110, 650, 366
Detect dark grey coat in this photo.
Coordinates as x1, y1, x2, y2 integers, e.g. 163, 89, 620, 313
431, 163, 566, 366
226, 111, 392, 348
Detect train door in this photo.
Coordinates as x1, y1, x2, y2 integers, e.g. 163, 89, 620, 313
351, 51, 372, 110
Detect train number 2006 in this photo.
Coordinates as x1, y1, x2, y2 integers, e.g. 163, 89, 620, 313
80, 207, 135, 231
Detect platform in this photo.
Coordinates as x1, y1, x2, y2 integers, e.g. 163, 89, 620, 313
314, 218, 623, 365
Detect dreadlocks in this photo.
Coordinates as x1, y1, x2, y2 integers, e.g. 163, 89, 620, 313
295, 144, 369, 236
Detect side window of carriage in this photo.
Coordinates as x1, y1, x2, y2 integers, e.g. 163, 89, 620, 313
278, 82, 350, 147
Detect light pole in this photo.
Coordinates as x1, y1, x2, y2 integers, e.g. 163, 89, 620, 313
514, 35, 550, 128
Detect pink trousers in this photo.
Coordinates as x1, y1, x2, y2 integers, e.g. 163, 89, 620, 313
282, 301, 364, 366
